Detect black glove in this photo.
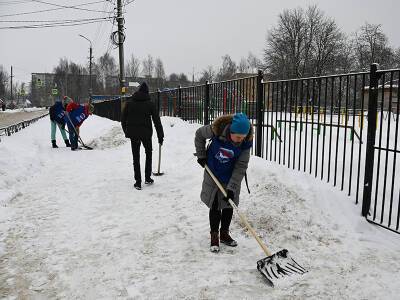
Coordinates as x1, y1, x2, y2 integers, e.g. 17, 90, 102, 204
158, 137, 164, 145
223, 189, 234, 202
197, 157, 206, 168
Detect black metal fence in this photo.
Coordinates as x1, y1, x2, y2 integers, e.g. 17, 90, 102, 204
93, 98, 121, 121
0, 112, 49, 139
93, 64, 400, 234
362, 65, 400, 234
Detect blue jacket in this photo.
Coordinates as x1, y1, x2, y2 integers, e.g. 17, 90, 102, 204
49, 101, 66, 125
65, 105, 89, 127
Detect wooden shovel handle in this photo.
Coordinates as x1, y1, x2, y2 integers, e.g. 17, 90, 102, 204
158, 144, 162, 173
204, 165, 272, 257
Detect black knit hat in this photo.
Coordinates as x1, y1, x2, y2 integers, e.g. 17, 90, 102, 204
138, 82, 149, 94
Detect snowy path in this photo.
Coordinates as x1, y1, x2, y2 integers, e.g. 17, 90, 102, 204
1, 116, 400, 299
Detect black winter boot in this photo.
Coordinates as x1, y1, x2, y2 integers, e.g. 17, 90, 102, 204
210, 231, 220, 253
145, 177, 154, 185
134, 181, 142, 190
220, 230, 238, 247
65, 139, 71, 147
52, 140, 58, 148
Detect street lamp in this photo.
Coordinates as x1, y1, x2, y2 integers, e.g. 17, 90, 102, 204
79, 34, 93, 103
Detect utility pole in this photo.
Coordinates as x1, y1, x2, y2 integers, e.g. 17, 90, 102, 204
10, 66, 14, 101
116, 0, 126, 96
89, 45, 93, 102
79, 34, 93, 103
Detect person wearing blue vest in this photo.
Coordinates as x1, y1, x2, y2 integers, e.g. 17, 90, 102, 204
65, 97, 93, 151
195, 113, 253, 252
49, 98, 70, 148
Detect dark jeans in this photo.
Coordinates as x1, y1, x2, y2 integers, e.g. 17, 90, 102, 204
209, 193, 233, 232
130, 138, 152, 183
67, 122, 79, 149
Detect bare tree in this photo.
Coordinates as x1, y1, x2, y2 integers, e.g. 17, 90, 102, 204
394, 48, 400, 68
53, 58, 88, 101
126, 54, 140, 79
264, 7, 307, 79
199, 66, 216, 83
238, 58, 250, 73
353, 23, 393, 69
217, 55, 237, 80
154, 58, 166, 88
0, 65, 9, 99
142, 54, 154, 78
310, 13, 344, 75
264, 5, 346, 79
97, 52, 117, 93
247, 52, 262, 73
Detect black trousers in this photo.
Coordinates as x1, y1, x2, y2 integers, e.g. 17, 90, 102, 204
130, 138, 152, 183
209, 193, 233, 232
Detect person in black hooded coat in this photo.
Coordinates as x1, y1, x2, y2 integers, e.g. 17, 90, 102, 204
121, 82, 164, 190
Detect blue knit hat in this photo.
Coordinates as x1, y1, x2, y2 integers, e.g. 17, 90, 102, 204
230, 113, 250, 135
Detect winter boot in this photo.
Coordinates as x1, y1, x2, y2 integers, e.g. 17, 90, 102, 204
210, 231, 220, 253
220, 230, 238, 247
52, 140, 58, 148
65, 139, 71, 147
134, 181, 142, 190
145, 177, 154, 185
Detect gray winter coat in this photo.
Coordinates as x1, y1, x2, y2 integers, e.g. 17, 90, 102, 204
194, 115, 253, 210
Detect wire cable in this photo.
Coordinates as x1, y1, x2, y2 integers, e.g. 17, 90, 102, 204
30, 0, 113, 13
0, 0, 110, 18
0, 18, 110, 29
0, 17, 112, 23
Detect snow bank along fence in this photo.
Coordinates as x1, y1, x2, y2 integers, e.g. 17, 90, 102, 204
93, 64, 400, 234
0, 112, 49, 140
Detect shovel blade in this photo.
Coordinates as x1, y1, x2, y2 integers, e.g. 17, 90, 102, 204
152, 172, 164, 176
257, 249, 307, 286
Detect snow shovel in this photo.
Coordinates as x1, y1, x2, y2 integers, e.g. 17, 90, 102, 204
204, 165, 307, 287
64, 114, 93, 150
153, 143, 164, 176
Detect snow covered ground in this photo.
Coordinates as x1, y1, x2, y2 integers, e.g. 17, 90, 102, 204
1, 115, 400, 299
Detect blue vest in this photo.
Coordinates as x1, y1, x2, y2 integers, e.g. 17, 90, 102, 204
66, 105, 88, 127
53, 102, 66, 125
207, 136, 252, 184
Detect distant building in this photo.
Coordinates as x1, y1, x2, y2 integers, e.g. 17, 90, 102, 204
363, 80, 399, 113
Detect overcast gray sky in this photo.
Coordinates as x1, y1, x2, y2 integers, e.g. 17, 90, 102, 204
1, 0, 399, 84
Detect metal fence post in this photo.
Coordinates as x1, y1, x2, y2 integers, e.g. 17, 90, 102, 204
204, 81, 210, 125
178, 85, 182, 118
157, 89, 161, 114
256, 70, 264, 157
362, 63, 381, 217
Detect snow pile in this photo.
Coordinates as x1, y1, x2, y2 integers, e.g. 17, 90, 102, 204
0, 115, 400, 299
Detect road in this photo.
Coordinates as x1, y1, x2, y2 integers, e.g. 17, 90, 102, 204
0, 109, 48, 128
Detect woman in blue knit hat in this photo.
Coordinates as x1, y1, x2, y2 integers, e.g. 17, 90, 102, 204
194, 113, 253, 252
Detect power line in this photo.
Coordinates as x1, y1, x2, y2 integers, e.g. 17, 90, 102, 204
0, 0, 111, 18
0, 17, 113, 23
0, 18, 110, 29
31, 0, 113, 13
0, 1, 33, 5
93, 0, 114, 47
